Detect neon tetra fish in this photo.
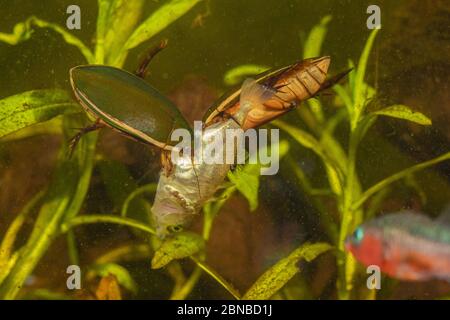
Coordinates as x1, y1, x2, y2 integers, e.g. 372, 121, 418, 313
345, 210, 450, 282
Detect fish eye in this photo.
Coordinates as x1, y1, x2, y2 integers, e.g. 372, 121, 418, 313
167, 225, 183, 233
352, 227, 364, 244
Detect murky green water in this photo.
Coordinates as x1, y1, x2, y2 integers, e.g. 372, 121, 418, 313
0, 0, 449, 300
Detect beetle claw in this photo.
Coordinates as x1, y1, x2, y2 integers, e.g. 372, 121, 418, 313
135, 39, 168, 78
67, 120, 104, 158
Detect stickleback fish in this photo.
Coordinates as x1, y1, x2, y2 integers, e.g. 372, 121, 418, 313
345, 210, 450, 281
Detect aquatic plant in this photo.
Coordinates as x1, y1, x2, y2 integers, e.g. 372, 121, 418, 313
0, 0, 201, 299
0, 3, 448, 301
222, 15, 449, 299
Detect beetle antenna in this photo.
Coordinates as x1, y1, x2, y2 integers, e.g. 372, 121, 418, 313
135, 39, 168, 79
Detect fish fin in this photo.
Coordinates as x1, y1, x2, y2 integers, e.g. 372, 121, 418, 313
437, 204, 450, 226
240, 78, 275, 106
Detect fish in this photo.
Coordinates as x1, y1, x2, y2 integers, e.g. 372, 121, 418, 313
345, 209, 450, 282
151, 79, 274, 238
152, 57, 343, 238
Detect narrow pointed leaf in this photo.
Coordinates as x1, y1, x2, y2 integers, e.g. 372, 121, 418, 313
89, 263, 138, 294
243, 242, 332, 300
373, 104, 432, 125
352, 29, 379, 128
0, 17, 94, 62
303, 15, 332, 58
228, 164, 260, 211
223, 65, 270, 86
151, 232, 204, 269
228, 140, 289, 212
114, 0, 200, 65
98, 0, 145, 65
0, 89, 78, 138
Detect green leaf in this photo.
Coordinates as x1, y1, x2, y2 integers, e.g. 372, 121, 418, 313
0, 22, 33, 45
96, 0, 113, 40
325, 164, 343, 196
120, 183, 157, 218
98, 160, 153, 223
62, 214, 156, 235
228, 164, 260, 211
98, 0, 145, 65
274, 120, 345, 191
0, 115, 98, 300
273, 120, 321, 152
115, 0, 200, 65
303, 15, 332, 59
352, 114, 377, 147
243, 242, 332, 300
0, 191, 45, 285
347, 59, 356, 92
320, 131, 347, 173
353, 151, 450, 210
373, 104, 432, 125
223, 65, 270, 86
95, 244, 152, 265
23, 288, 73, 300
203, 185, 237, 240
0, 117, 63, 142
89, 263, 138, 294
0, 191, 45, 278
273, 120, 334, 167
227, 140, 289, 212
333, 84, 353, 117
0, 89, 78, 139
191, 256, 241, 299
0, 17, 94, 63
151, 232, 204, 269
125, 0, 200, 50
307, 99, 324, 123
362, 82, 376, 101
352, 29, 379, 129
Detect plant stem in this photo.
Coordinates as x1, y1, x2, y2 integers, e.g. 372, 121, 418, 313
352, 152, 450, 211
170, 267, 202, 300
121, 183, 157, 217
0, 129, 97, 300
61, 215, 156, 235
337, 130, 362, 299
95, 244, 152, 264
66, 231, 79, 266
0, 191, 45, 271
190, 256, 241, 300
63, 214, 240, 299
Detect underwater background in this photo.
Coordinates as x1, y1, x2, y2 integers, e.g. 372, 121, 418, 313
0, 0, 449, 299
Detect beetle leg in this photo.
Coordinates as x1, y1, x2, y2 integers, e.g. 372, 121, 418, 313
161, 150, 174, 176
68, 119, 104, 157
320, 68, 353, 91
135, 39, 168, 78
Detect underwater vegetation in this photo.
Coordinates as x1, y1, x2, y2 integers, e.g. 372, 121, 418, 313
0, 1, 449, 300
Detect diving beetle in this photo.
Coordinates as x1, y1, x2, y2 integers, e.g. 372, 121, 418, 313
69, 46, 345, 237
